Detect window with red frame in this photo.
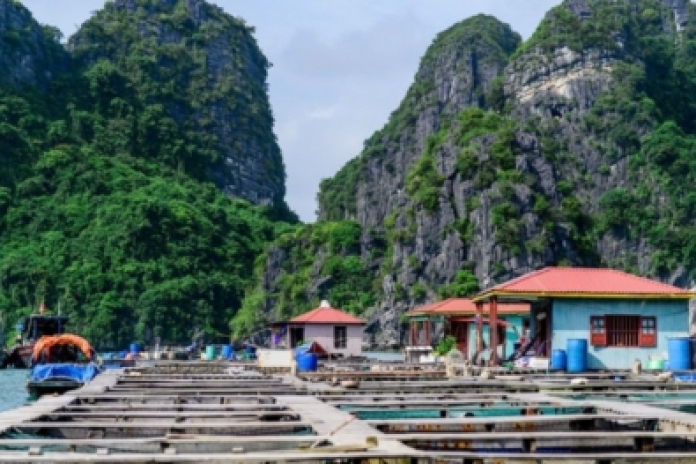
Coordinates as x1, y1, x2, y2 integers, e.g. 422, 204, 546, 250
589, 315, 656, 347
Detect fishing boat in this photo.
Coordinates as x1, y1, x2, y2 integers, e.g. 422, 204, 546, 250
26, 333, 100, 398
2, 314, 70, 369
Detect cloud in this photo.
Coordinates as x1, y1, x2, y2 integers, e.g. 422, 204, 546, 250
278, 12, 428, 82
308, 105, 340, 120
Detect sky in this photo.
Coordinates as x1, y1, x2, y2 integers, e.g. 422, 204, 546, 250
22, 0, 560, 222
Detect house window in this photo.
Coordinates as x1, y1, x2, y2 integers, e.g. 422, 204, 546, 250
334, 326, 347, 349
589, 315, 657, 347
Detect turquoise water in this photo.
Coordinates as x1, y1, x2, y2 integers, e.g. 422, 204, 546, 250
342, 404, 589, 419
362, 351, 405, 362
0, 370, 30, 412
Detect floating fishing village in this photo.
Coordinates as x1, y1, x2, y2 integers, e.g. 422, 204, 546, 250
5, 0, 696, 462
1, 267, 696, 461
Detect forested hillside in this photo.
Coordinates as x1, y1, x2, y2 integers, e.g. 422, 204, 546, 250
6, 0, 696, 348
243, 0, 696, 345
0, 0, 295, 348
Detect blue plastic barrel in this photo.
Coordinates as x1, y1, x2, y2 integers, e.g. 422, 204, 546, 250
130, 343, 140, 354
245, 345, 256, 355
296, 353, 318, 372
205, 345, 217, 361
668, 337, 692, 370
118, 350, 127, 359
551, 349, 567, 370
567, 339, 588, 373
221, 345, 233, 359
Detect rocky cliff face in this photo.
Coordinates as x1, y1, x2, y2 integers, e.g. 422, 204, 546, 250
69, 0, 286, 206
241, 0, 696, 345
0, 0, 67, 88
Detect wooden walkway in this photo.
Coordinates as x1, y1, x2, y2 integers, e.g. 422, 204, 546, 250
3, 364, 696, 461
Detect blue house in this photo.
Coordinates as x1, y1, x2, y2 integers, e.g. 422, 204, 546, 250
472, 267, 694, 370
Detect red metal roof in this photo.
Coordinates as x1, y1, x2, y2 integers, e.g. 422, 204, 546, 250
290, 306, 365, 325
479, 267, 693, 298
408, 298, 529, 316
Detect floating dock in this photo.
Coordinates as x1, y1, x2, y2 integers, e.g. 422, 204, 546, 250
4, 363, 696, 462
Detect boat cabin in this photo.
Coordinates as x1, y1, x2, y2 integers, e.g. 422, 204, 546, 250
18, 315, 69, 343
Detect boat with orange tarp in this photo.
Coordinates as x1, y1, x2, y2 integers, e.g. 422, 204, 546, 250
26, 333, 100, 398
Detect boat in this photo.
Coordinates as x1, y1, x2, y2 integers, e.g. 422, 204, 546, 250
26, 333, 100, 398
2, 314, 70, 369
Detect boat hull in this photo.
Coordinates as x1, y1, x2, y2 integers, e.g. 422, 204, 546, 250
1, 345, 32, 369
27, 379, 84, 399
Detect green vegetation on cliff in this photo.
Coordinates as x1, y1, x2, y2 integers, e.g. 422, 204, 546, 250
70, 0, 285, 190
1, 149, 288, 345
232, 220, 381, 336
0, 0, 295, 348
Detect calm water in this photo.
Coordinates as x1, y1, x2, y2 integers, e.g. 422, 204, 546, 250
0, 370, 31, 412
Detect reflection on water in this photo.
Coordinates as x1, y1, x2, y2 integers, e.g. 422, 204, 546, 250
0, 370, 30, 412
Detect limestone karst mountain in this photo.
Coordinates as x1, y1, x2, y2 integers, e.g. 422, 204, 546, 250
240, 0, 696, 345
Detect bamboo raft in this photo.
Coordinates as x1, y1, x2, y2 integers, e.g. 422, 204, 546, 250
3, 364, 696, 461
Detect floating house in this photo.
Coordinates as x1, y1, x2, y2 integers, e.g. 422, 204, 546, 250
270, 301, 365, 358
405, 298, 530, 362
473, 267, 694, 369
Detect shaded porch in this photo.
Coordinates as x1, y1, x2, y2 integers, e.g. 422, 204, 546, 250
471, 296, 552, 366
407, 314, 527, 362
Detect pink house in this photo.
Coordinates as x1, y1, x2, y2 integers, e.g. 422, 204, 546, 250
270, 301, 365, 358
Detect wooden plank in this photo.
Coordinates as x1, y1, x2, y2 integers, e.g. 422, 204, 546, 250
0, 435, 330, 445
61, 404, 288, 411
13, 420, 313, 429
42, 411, 300, 419
0, 449, 404, 462
389, 431, 696, 439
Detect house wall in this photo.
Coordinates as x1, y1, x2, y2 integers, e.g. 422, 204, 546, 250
302, 324, 363, 357
551, 299, 689, 370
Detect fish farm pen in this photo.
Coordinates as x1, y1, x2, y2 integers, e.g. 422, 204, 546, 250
5, 363, 696, 461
